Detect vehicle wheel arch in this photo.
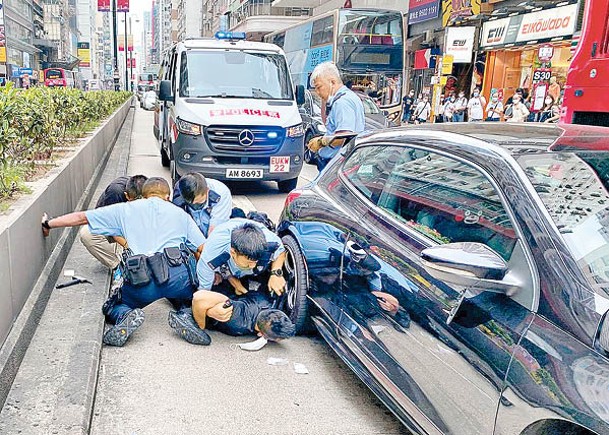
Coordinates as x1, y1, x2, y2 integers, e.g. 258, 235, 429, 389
519, 418, 597, 435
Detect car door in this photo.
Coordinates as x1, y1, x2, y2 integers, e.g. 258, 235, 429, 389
338, 144, 537, 434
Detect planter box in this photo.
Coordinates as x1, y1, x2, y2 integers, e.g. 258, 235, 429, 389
0, 99, 131, 349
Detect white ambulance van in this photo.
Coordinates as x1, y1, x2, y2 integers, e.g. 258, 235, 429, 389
157, 32, 305, 192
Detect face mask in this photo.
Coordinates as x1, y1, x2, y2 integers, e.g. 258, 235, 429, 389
473, 92, 479, 97
450, 97, 455, 102
459, 94, 464, 98
514, 99, 520, 105
229, 256, 253, 273
492, 97, 498, 102
545, 99, 552, 104
237, 336, 268, 351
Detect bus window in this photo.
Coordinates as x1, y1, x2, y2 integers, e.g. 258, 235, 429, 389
270, 32, 285, 48
338, 10, 403, 46
311, 16, 334, 47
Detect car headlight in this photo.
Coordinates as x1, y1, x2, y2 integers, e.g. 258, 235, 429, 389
286, 123, 304, 138
176, 118, 202, 136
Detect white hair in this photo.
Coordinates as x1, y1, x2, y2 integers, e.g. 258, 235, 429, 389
310, 62, 342, 85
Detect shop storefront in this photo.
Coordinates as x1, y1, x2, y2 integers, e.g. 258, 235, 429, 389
479, 2, 578, 105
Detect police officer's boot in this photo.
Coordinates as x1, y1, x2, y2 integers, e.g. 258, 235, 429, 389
103, 308, 145, 347
168, 308, 211, 346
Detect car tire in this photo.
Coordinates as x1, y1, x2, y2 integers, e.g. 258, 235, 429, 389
278, 177, 298, 193
282, 235, 312, 334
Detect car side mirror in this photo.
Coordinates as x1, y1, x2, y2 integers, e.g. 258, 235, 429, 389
421, 242, 522, 296
158, 80, 173, 102
296, 85, 305, 106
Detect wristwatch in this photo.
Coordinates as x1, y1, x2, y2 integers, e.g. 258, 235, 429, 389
270, 269, 283, 277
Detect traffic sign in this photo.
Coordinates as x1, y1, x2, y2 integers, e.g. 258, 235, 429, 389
18, 67, 33, 75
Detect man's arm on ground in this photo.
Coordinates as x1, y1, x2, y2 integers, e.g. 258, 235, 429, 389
192, 290, 232, 329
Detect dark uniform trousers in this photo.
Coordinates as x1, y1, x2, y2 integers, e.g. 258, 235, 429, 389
106, 263, 194, 324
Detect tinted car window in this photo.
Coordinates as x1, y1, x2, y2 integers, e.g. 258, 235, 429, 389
342, 145, 402, 204
374, 146, 517, 260
517, 151, 609, 286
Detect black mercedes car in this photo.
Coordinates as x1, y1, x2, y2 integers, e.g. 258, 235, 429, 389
278, 123, 609, 435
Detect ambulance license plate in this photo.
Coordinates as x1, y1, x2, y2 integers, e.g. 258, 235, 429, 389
225, 169, 263, 179
270, 156, 290, 173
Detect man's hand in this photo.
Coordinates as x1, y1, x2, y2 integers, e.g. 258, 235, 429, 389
228, 276, 248, 295
207, 302, 234, 322
268, 275, 286, 296
307, 136, 326, 153
213, 272, 223, 286
42, 213, 51, 237
372, 291, 399, 314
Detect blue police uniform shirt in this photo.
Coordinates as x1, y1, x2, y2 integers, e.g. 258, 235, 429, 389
319, 85, 365, 161
175, 178, 232, 237
86, 197, 206, 255
196, 218, 285, 290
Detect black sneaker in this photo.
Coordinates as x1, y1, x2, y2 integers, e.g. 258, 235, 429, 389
168, 310, 211, 345
103, 308, 145, 347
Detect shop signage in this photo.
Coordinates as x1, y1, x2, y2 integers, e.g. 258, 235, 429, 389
77, 42, 91, 68
538, 44, 554, 61
441, 54, 454, 74
444, 26, 476, 63
409, 0, 440, 24
481, 4, 577, 48
442, 0, 481, 27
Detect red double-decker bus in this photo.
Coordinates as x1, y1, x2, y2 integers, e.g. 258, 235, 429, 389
561, 0, 609, 126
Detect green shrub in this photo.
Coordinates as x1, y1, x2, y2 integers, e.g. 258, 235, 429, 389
0, 82, 130, 199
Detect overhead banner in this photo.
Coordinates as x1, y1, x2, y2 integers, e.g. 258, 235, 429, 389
78, 42, 91, 67
444, 26, 476, 63
409, 0, 440, 24
480, 3, 577, 48
118, 35, 133, 51
97, 0, 110, 12
442, 0, 481, 27
117, 0, 129, 12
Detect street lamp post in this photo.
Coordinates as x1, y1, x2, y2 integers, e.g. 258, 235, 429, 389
112, 0, 119, 90
124, 13, 128, 91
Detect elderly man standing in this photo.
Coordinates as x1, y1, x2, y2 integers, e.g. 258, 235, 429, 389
41, 177, 209, 347
307, 62, 365, 171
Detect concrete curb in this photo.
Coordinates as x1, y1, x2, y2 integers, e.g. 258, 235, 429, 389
0, 101, 134, 432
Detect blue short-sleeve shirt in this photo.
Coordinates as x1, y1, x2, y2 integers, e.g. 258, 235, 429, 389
86, 197, 206, 255
176, 178, 233, 236
320, 86, 365, 160
196, 218, 285, 290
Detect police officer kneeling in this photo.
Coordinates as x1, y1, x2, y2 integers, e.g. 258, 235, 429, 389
172, 172, 232, 237
41, 177, 209, 347
188, 219, 288, 332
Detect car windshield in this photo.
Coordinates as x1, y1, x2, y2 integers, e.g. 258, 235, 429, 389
517, 151, 609, 286
359, 95, 380, 115
179, 50, 293, 100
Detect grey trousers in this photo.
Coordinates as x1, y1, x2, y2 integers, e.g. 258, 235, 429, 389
79, 226, 123, 269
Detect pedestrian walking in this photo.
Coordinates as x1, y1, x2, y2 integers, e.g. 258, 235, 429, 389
306, 62, 365, 171
467, 88, 486, 122
485, 93, 503, 121
453, 91, 468, 122
41, 177, 209, 347
401, 89, 415, 124
413, 96, 431, 124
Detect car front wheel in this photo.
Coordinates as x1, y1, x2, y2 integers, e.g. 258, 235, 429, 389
282, 235, 311, 334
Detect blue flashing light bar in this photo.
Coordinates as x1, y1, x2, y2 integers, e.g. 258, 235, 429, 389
215, 31, 246, 41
